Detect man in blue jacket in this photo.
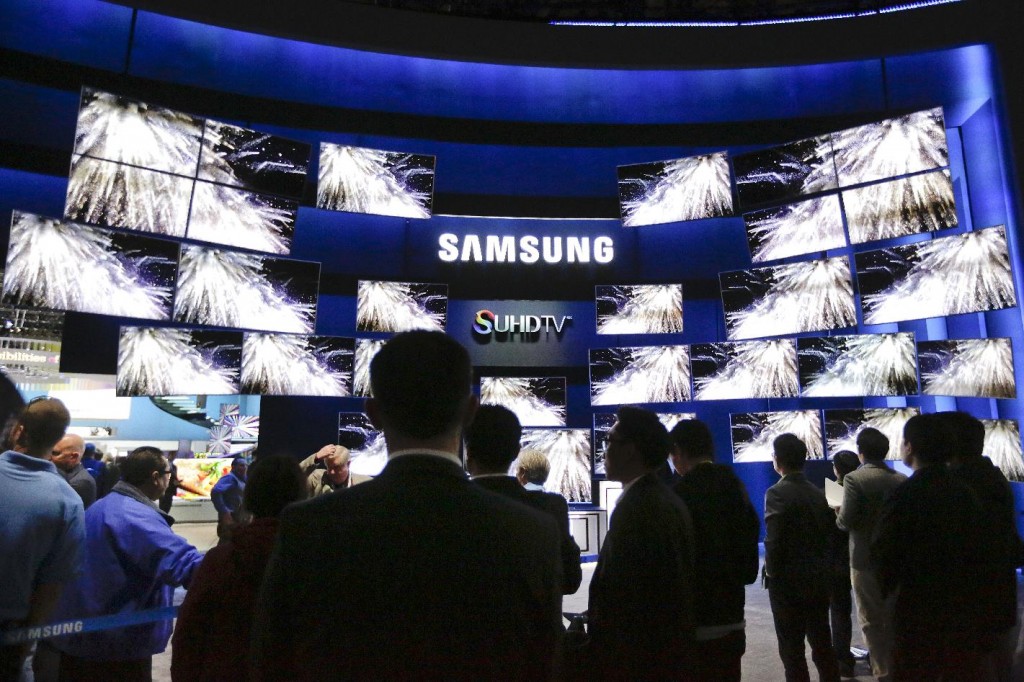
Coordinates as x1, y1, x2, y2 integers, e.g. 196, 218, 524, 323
47, 446, 204, 680
211, 456, 248, 540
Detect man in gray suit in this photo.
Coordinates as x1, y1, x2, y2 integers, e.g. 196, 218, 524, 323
836, 427, 906, 682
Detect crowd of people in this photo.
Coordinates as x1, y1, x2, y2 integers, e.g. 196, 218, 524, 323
1, 330, 1022, 681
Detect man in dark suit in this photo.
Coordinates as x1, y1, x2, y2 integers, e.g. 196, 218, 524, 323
669, 418, 760, 682
465, 403, 583, 595
764, 433, 840, 682
251, 331, 563, 681
586, 405, 696, 681
872, 413, 984, 681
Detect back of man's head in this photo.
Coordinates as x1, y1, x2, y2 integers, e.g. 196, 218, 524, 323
832, 450, 860, 480
669, 419, 713, 462
903, 413, 954, 466
15, 397, 70, 458
121, 446, 166, 487
516, 449, 550, 485
615, 406, 671, 470
856, 427, 890, 463
465, 404, 522, 472
370, 331, 472, 440
773, 433, 807, 472
244, 455, 307, 519
937, 411, 986, 461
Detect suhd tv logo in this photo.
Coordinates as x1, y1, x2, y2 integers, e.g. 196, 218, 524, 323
473, 310, 572, 340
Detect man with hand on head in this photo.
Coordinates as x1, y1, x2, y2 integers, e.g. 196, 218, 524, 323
299, 443, 371, 496
51, 433, 96, 509
252, 331, 563, 682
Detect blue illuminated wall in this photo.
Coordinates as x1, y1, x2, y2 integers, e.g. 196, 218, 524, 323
0, 0, 1021, 530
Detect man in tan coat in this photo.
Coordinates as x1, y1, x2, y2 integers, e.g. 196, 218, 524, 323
299, 444, 371, 496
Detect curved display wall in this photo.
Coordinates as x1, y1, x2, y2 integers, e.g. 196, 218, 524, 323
0, 0, 1021, 516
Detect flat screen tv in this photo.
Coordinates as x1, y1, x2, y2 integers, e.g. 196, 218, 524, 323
918, 338, 1015, 399
337, 412, 387, 477
744, 194, 846, 264
732, 134, 837, 209
520, 428, 592, 503
831, 107, 948, 187
592, 411, 695, 476
590, 345, 691, 406
730, 410, 823, 463
595, 284, 683, 335
3, 211, 179, 320
480, 376, 567, 427
844, 169, 957, 245
617, 152, 733, 227
198, 118, 311, 199
116, 326, 242, 396
173, 244, 319, 333
824, 407, 920, 460
981, 419, 1024, 482
317, 143, 435, 218
856, 226, 1016, 325
720, 256, 856, 340
798, 333, 918, 397
353, 338, 387, 397
691, 339, 799, 400
241, 333, 354, 397
356, 280, 448, 333
186, 181, 299, 255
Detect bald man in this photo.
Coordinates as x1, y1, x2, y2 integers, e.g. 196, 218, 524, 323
51, 433, 96, 509
299, 444, 371, 496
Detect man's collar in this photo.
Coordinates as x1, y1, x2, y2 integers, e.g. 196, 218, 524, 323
2, 450, 58, 473
389, 448, 463, 468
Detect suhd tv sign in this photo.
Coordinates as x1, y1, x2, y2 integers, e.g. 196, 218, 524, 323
473, 309, 573, 339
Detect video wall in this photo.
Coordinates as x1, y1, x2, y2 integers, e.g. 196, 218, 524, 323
0, 1, 1021, 510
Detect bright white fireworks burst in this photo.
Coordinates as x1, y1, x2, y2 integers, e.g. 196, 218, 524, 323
596, 284, 683, 334
859, 227, 1017, 325
117, 327, 239, 396
844, 169, 957, 245
338, 413, 389, 477
800, 333, 918, 397
620, 152, 733, 227
982, 419, 1024, 482
241, 333, 350, 397
356, 281, 446, 333
3, 212, 174, 319
731, 410, 823, 463
317, 143, 433, 218
920, 338, 1016, 398
520, 429, 592, 503
174, 246, 316, 333
199, 119, 308, 193
745, 195, 846, 263
480, 377, 566, 427
353, 339, 386, 397
825, 408, 919, 460
832, 108, 948, 187
693, 340, 799, 401
187, 182, 294, 255
724, 257, 856, 340
591, 345, 691, 406
735, 134, 837, 208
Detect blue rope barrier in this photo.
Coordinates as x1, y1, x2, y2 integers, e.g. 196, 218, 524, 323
1, 606, 179, 646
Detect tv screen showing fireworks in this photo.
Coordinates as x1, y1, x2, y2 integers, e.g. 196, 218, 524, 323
479, 376, 567, 427
831, 108, 948, 187
116, 327, 242, 397
855, 226, 1017, 325
743, 195, 846, 264
732, 134, 838, 209
981, 419, 1024, 483
720, 256, 856, 340
66, 88, 310, 254
3, 212, 179, 321
691, 340, 799, 401
823, 407, 920, 460
617, 152, 733, 227
241, 333, 354, 397
589, 345, 692, 406
337, 412, 387, 477
356, 280, 448, 333
173, 244, 320, 333
730, 410, 823, 463
353, 338, 386, 397
843, 169, 957, 246
595, 284, 683, 334
520, 428, 592, 503
317, 143, 436, 218
797, 333, 918, 398
592, 412, 695, 476
917, 337, 1015, 399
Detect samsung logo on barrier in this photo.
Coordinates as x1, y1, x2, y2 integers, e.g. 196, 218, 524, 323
438, 233, 614, 264
473, 310, 572, 338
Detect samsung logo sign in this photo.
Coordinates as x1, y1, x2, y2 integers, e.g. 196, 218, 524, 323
438, 233, 614, 264
473, 310, 573, 338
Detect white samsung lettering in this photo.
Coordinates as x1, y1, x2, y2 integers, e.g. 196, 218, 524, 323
485, 235, 515, 262
460, 234, 483, 262
436, 233, 614, 265
438, 233, 459, 262
519, 236, 540, 264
